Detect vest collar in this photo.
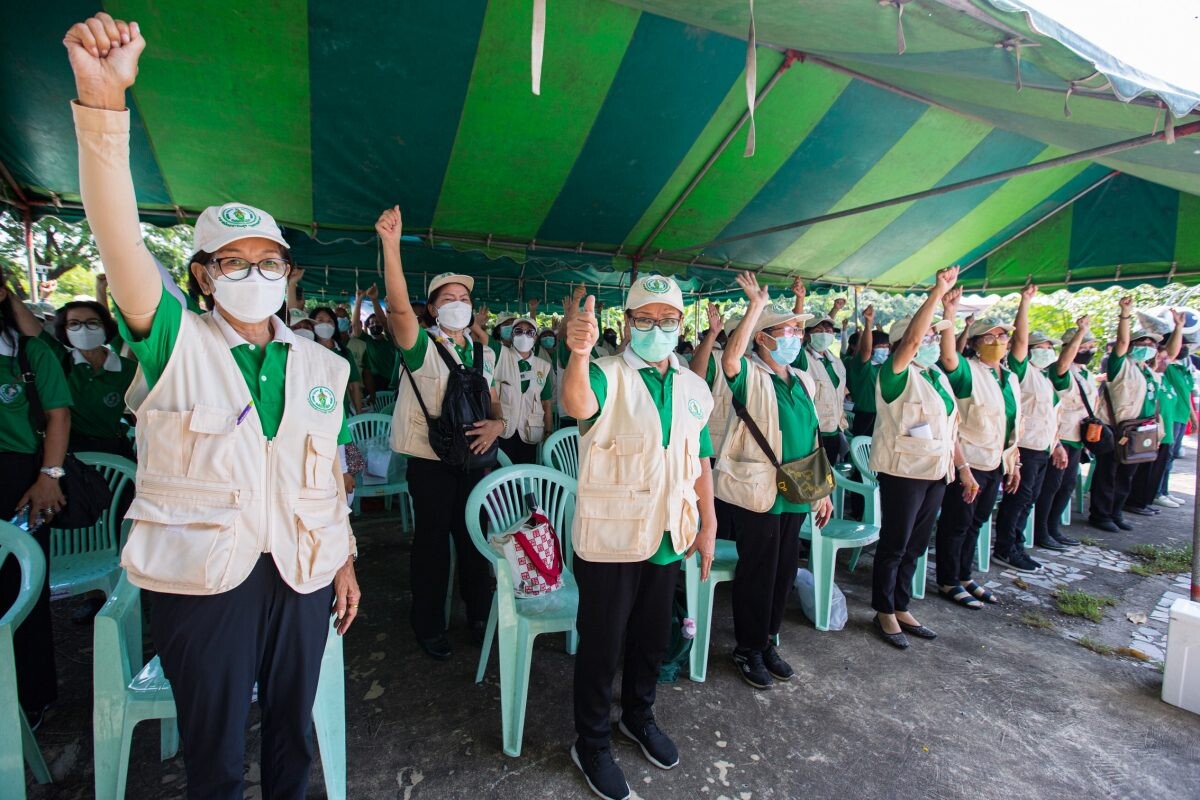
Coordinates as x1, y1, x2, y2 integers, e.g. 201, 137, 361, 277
71, 346, 123, 372
622, 346, 681, 373
748, 352, 800, 381
427, 325, 475, 349
211, 307, 296, 348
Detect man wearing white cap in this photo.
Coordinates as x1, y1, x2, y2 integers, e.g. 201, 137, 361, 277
716, 272, 832, 686
561, 273, 716, 800
795, 300, 848, 463
66, 14, 359, 797
494, 315, 553, 463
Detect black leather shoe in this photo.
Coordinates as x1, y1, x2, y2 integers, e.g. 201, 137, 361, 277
898, 620, 938, 639
1053, 533, 1082, 547
1124, 505, 1156, 517
417, 634, 452, 660
1035, 537, 1068, 552
872, 616, 909, 649
1089, 518, 1119, 533
1113, 517, 1134, 531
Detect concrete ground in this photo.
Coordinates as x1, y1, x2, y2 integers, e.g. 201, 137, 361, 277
26, 444, 1200, 799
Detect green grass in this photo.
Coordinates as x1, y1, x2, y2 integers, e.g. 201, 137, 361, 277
1077, 636, 1116, 656
1054, 587, 1117, 622
1127, 543, 1193, 576
1021, 611, 1055, 630
1078, 536, 1101, 547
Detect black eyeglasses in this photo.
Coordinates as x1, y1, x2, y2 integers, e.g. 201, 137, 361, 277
65, 319, 103, 331
207, 257, 292, 281
630, 316, 681, 333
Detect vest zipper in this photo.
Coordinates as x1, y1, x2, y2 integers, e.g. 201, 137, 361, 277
263, 439, 274, 553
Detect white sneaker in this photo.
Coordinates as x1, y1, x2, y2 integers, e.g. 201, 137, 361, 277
1165, 493, 1186, 505
1153, 496, 1180, 509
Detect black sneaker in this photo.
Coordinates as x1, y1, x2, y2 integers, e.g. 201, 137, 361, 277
1124, 505, 1157, 517
1034, 537, 1067, 552
416, 634, 452, 661
1113, 517, 1134, 531
993, 549, 1042, 573
571, 743, 631, 800
731, 647, 774, 689
761, 644, 795, 681
1053, 532, 1082, 547
1088, 517, 1119, 533
618, 716, 679, 770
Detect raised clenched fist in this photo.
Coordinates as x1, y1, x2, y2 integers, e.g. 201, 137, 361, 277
64, 12, 145, 111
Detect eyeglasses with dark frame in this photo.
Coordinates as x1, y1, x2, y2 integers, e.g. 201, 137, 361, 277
207, 257, 292, 281
630, 316, 681, 333
65, 319, 104, 331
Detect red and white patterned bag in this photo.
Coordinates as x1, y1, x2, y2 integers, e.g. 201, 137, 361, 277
490, 508, 564, 598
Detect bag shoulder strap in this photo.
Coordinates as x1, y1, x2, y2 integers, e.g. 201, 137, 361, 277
16, 336, 47, 436
1073, 371, 1098, 418
729, 390, 782, 469
400, 355, 437, 426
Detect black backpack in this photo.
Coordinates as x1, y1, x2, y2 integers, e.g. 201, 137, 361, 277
403, 338, 498, 470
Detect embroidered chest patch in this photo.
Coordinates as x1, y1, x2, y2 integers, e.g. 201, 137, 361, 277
688, 398, 704, 420
308, 386, 338, 413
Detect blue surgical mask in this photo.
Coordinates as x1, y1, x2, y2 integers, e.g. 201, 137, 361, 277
337, 318, 350, 333
499, 324, 513, 341
767, 333, 802, 365
915, 343, 940, 368
809, 332, 836, 352
629, 327, 677, 363
871, 347, 889, 365
539, 336, 556, 350
1131, 345, 1156, 363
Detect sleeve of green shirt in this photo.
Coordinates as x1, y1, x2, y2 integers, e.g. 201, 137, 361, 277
876, 353, 909, 405
705, 353, 718, 387
586, 363, 608, 418
940, 356, 973, 399
27, 336, 73, 410
540, 369, 554, 401
113, 283, 183, 393
1106, 351, 1126, 381
725, 357, 750, 406
791, 349, 808, 371
37, 330, 69, 365
398, 327, 429, 373
1007, 353, 1028, 382
1048, 366, 1074, 392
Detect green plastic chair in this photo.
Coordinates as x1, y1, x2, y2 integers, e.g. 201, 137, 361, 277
838, 435, 881, 572
0, 521, 52, 796
347, 414, 413, 529
93, 574, 347, 800
465, 465, 577, 757
803, 473, 881, 631
49, 452, 136, 602
370, 389, 396, 411
683, 540, 739, 682
539, 426, 579, 479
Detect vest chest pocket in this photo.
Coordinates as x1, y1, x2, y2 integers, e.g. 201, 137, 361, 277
141, 405, 237, 483
963, 403, 1003, 443
294, 502, 351, 583
901, 401, 930, 434
121, 495, 240, 592
893, 435, 947, 479
584, 435, 644, 486
303, 433, 339, 497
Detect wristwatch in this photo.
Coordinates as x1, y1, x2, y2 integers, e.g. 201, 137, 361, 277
40, 466, 66, 480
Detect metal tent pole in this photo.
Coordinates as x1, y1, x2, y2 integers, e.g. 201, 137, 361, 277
23, 208, 38, 302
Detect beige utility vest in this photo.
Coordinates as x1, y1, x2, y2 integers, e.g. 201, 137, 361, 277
707, 355, 735, 456
714, 356, 815, 512
121, 312, 351, 596
573, 351, 713, 563
870, 364, 959, 482
391, 328, 497, 460
801, 347, 846, 434
496, 346, 551, 444
1016, 360, 1060, 452
1102, 357, 1155, 425
956, 359, 1022, 472
1056, 366, 1098, 443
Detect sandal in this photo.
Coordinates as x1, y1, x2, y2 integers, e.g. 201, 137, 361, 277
964, 580, 998, 604
938, 585, 983, 610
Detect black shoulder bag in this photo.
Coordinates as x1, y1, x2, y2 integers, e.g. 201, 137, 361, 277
17, 336, 111, 529
1073, 372, 1113, 456
729, 378, 834, 505
1101, 376, 1159, 465
401, 337, 498, 470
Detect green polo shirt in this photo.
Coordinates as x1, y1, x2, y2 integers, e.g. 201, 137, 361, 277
1049, 366, 1092, 448
846, 356, 881, 414
360, 333, 400, 389
877, 355, 955, 416
0, 335, 74, 454
588, 361, 714, 564
942, 357, 1018, 445
725, 358, 819, 515
1159, 380, 1182, 445
398, 327, 496, 385
63, 350, 137, 440
114, 287, 350, 443
1162, 363, 1194, 423
1106, 352, 1158, 419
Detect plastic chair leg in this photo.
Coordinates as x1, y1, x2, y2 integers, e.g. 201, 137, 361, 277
976, 518, 991, 573
846, 546, 862, 573
21, 711, 50, 784
565, 626, 578, 656
811, 537, 837, 632
159, 718, 179, 760
685, 555, 717, 683
475, 598, 498, 684
497, 623, 535, 758
911, 548, 928, 600
1022, 513, 1034, 549
313, 630, 346, 800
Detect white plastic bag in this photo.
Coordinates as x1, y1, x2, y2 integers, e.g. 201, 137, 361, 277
362, 437, 393, 486
794, 568, 847, 631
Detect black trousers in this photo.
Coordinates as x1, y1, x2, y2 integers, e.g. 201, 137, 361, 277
1129, 444, 1171, 508
729, 508, 803, 650
405, 457, 494, 638
994, 448, 1050, 556
572, 554, 680, 751
0, 451, 57, 714
499, 435, 538, 465
820, 433, 844, 465
873, 473, 945, 614
1088, 450, 1138, 523
935, 466, 1002, 586
148, 556, 333, 800
1034, 444, 1083, 540
69, 432, 135, 460
850, 410, 876, 438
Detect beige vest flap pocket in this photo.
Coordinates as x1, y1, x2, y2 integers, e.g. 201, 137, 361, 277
893, 435, 947, 482
185, 404, 238, 483
304, 432, 339, 495
584, 435, 645, 486
962, 403, 1003, 442
714, 459, 776, 513
141, 409, 186, 477
573, 491, 656, 561
121, 499, 240, 592
294, 503, 351, 584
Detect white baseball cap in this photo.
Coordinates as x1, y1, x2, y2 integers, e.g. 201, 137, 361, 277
889, 317, 952, 344
428, 272, 475, 296
1131, 328, 1163, 343
1028, 330, 1061, 347
625, 274, 684, 313
752, 297, 812, 334
1062, 327, 1096, 345
193, 202, 289, 255
804, 314, 836, 330
966, 319, 1014, 338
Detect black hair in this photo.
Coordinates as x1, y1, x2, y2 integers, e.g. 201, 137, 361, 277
847, 331, 860, 350
55, 300, 119, 347
0, 292, 21, 351
309, 306, 337, 325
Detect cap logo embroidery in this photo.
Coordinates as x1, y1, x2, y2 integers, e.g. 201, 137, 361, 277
219, 206, 261, 228
0, 384, 21, 404
643, 277, 671, 294
308, 386, 337, 413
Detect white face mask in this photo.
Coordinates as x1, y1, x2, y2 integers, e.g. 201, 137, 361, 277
436, 300, 473, 331
293, 328, 316, 341
313, 322, 336, 341
809, 331, 836, 352
67, 327, 107, 351
1030, 348, 1057, 369
512, 333, 536, 353
212, 274, 286, 324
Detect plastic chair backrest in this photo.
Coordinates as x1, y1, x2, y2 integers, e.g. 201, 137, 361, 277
372, 390, 396, 411
540, 427, 579, 480
347, 413, 393, 447
496, 449, 513, 469
0, 522, 47, 636
464, 466, 577, 575
50, 452, 136, 558
849, 436, 875, 482
376, 400, 397, 417
94, 574, 143, 704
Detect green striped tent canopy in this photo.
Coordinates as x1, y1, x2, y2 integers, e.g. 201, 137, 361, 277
2, 0, 1198, 306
